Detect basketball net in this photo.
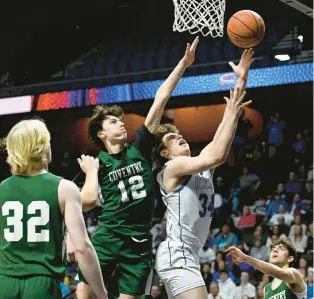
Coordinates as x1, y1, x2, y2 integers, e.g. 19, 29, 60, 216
172, 0, 226, 37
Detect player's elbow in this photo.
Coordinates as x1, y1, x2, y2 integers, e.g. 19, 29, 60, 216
74, 239, 93, 255
81, 192, 98, 211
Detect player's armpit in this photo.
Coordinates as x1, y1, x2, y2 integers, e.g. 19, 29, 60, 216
165, 154, 223, 177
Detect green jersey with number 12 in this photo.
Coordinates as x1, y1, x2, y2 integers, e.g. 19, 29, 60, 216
97, 125, 155, 236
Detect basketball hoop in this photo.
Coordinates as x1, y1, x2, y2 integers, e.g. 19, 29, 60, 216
172, 0, 226, 37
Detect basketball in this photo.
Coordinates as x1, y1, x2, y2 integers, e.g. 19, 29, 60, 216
227, 10, 265, 48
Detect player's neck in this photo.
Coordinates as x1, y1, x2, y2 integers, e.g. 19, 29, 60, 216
272, 263, 289, 285
105, 142, 125, 154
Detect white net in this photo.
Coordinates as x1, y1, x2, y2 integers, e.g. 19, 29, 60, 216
172, 0, 226, 37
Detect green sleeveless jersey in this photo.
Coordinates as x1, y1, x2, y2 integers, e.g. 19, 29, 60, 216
265, 281, 307, 299
97, 126, 155, 236
0, 173, 66, 279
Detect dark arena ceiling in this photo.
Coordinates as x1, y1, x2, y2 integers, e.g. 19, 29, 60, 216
0, 0, 312, 91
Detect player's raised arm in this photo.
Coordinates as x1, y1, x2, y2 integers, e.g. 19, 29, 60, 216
225, 246, 306, 290
144, 37, 199, 134
165, 87, 250, 177
78, 155, 100, 211
59, 179, 107, 299
206, 48, 254, 151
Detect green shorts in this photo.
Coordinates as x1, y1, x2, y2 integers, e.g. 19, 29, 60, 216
79, 225, 152, 296
0, 274, 62, 299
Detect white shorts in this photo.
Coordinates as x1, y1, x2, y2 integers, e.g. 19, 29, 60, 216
156, 240, 205, 298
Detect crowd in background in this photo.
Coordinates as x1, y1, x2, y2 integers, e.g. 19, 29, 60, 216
48, 113, 313, 299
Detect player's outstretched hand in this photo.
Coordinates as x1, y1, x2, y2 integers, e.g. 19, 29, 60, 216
229, 48, 254, 78
224, 86, 251, 117
181, 36, 199, 67
77, 155, 99, 174
225, 246, 247, 263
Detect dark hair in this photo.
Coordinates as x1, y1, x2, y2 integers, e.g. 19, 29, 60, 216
270, 239, 297, 267
88, 105, 124, 146
152, 123, 179, 169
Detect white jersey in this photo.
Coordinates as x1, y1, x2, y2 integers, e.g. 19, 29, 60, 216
157, 164, 215, 255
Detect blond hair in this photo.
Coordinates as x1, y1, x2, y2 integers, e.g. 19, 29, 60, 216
6, 119, 51, 175
88, 105, 124, 146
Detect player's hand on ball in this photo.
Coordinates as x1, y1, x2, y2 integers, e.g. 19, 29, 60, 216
225, 246, 247, 263
77, 155, 99, 174
181, 36, 199, 67
224, 86, 251, 117
229, 48, 254, 78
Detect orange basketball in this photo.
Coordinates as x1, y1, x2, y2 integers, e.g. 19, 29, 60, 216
227, 10, 265, 48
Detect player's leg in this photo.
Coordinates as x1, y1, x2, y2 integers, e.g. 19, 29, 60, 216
118, 234, 153, 299
21, 275, 62, 299
0, 274, 20, 299
156, 244, 206, 299
77, 225, 121, 299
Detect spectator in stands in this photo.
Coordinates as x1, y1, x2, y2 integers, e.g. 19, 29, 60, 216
290, 225, 308, 254
213, 260, 235, 282
218, 270, 236, 298
266, 225, 288, 246
289, 193, 307, 215
215, 224, 239, 251
306, 223, 313, 254
86, 216, 97, 236
298, 257, 309, 279
233, 110, 253, 163
266, 113, 285, 158
274, 182, 286, 199
151, 285, 162, 299
253, 198, 267, 218
208, 282, 226, 299
277, 215, 290, 236
302, 180, 313, 206
266, 193, 288, 217
201, 263, 213, 287
237, 206, 256, 231
293, 133, 306, 155
252, 225, 267, 245
232, 272, 256, 299
239, 166, 261, 205
306, 270, 313, 299
230, 187, 241, 214
292, 157, 305, 179
289, 214, 307, 238
285, 171, 301, 194
255, 283, 264, 299
269, 204, 294, 226
215, 176, 229, 199
199, 242, 216, 264
250, 239, 268, 262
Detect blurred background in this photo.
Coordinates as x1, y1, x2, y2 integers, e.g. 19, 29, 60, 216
0, 0, 313, 298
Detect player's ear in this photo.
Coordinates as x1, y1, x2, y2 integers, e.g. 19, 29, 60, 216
160, 149, 169, 159
97, 130, 106, 139
288, 255, 294, 265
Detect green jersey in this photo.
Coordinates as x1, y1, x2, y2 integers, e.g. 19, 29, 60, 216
265, 281, 307, 299
0, 173, 66, 279
97, 125, 155, 236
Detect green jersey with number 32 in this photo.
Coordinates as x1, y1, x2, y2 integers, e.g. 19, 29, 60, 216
0, 173, 66, 279
97, 125, 155, 236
